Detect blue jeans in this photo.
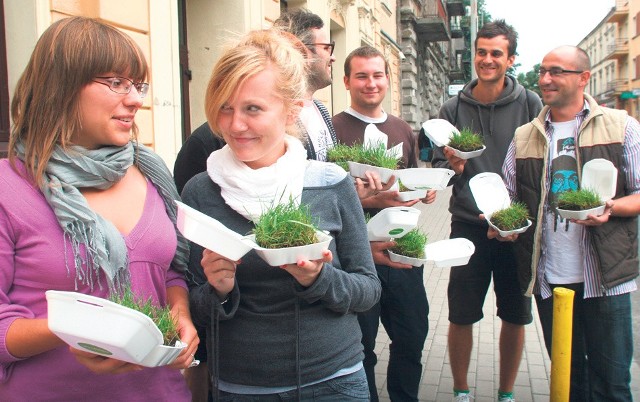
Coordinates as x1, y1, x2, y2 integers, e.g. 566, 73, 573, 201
216, 368, 370, 401
536, 283, 633, 402
358, 264, 429, 402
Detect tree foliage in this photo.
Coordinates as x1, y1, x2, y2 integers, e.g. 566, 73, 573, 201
516, 63, 541, 97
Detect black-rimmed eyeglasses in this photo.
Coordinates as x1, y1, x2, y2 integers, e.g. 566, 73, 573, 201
538, 67, 584, 77
304, 41, 335, 56
93, 76, 150, 98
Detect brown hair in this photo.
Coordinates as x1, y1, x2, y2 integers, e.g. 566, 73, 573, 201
344, 46, 389, 77
9, 17, 148, 186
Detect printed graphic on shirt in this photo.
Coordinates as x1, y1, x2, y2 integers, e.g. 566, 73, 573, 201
549, 133, 578, 213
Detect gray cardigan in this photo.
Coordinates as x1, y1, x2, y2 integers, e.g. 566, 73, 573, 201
182, 160, 380, 387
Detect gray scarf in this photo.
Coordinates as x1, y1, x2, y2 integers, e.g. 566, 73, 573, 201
16, 141, 189, 291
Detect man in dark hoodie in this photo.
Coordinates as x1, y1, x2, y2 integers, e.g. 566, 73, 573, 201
432, 20, 542, 402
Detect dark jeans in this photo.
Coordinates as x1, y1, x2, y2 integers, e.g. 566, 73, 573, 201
536, 283, 633, 402
358, 264, 429, 402
216, 367, 369, 401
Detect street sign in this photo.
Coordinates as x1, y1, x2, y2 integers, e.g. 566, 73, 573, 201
448, 84, 464, 96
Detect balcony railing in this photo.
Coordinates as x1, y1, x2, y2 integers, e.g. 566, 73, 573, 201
446, 0, 465, 17
606, 38, 629, 60
415, 0, 450, 42
608, 0, 629, 23
607, 78, 629, 93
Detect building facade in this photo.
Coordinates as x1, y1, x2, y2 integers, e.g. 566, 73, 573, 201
1, 0, 463, 164
580, 0, 640, 119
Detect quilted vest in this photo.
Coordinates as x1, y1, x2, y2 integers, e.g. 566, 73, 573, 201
512, 94, 638, 296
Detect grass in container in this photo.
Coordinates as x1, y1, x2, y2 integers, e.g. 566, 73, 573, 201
327, 142, 399, 170
253, 199, 319, 248
447, 127, 484, 152
489, 202, 530, 231
327, 143, 360, 171
390, 228, 428, 259
557, 188, 603, 210
110, 288, 179, 346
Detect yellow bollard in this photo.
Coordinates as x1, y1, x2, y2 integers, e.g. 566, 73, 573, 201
550, 287, 575, 402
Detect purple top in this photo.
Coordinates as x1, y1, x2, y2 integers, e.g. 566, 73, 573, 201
0, 159, 190, 401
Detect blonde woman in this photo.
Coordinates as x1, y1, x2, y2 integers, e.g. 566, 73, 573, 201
0, 17, 197, 400
183, 29, 380, 401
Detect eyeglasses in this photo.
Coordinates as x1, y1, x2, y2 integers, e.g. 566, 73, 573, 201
93, 76, 150, 98
538, 67, 584, 77
304, 41, 335, 56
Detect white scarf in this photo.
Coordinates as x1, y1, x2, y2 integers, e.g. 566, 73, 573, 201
206, 135, 308, 222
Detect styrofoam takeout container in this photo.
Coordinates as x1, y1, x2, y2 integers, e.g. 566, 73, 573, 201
388, 249, 427, 267
244, 230, 333, 266
46, 290, 185, 367
422, 119, 485, 159
422, 119, 460, 147
347, 161, 396, 183
425, 238, 475, 267
451, 145, 486, 159
395, 168, 455, 191
176, 200, 253, 260
367, 207, 421, 241
396, 189, 428, 202
469, 172, 532, 237
557, 159, 617, 220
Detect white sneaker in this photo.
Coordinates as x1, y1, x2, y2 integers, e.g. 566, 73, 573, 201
453, 393, 473, 402
498, 397, 515, 402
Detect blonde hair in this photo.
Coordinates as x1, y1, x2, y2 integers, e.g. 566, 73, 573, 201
9, 17, 148, 186
205, 29, 307, 138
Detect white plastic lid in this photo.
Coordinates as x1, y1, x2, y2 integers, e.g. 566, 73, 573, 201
469, 172, 511, 216
421, 119, 459, 147
582, 159, 617, 201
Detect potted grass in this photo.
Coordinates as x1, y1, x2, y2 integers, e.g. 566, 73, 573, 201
110, 288, 179, 347
388, 228, 428, 266
248, 198, 332, 266
327, 142, 399, 183
396, 179, 428, 202
447, 127, 485, 159
489, 202, 530, 232
556, 188, 605, 220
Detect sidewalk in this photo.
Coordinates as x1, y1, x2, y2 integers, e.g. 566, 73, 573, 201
371, 186, 640, 401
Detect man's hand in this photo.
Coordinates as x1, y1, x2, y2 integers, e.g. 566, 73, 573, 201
370, 241, 413, 269
443, 147, 467, 175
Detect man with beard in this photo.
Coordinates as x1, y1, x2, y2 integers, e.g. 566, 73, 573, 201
274, 9, 337, 161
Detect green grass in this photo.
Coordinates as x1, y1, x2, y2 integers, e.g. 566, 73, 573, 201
557, 188, 603, 210
448, 127, 484, 152
327, 142, 399, 170
490, 202, 530, 231
110, 288, 179, 346
390, 228, 427, 258
253, 198, 319, 249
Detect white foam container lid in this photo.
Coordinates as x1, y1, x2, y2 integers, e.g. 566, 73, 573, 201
425, 238, 475, 267
176, 200, 253, 261
367, 207, 421, 241
395, 168, 455, 191
421, 119, 459, 147
581, 158, 617, 200
46, 290, 185, 367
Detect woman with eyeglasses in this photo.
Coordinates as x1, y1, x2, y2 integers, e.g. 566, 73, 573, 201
0, 17, 197, 400
182, 28, 380, 401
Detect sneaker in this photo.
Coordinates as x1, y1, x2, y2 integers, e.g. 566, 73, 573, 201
453, 393, 473, 402
498, 396, 515, 402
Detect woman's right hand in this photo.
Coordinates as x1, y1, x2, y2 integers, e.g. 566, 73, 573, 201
69, 347, 144, 374
201, 249, 238, 298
